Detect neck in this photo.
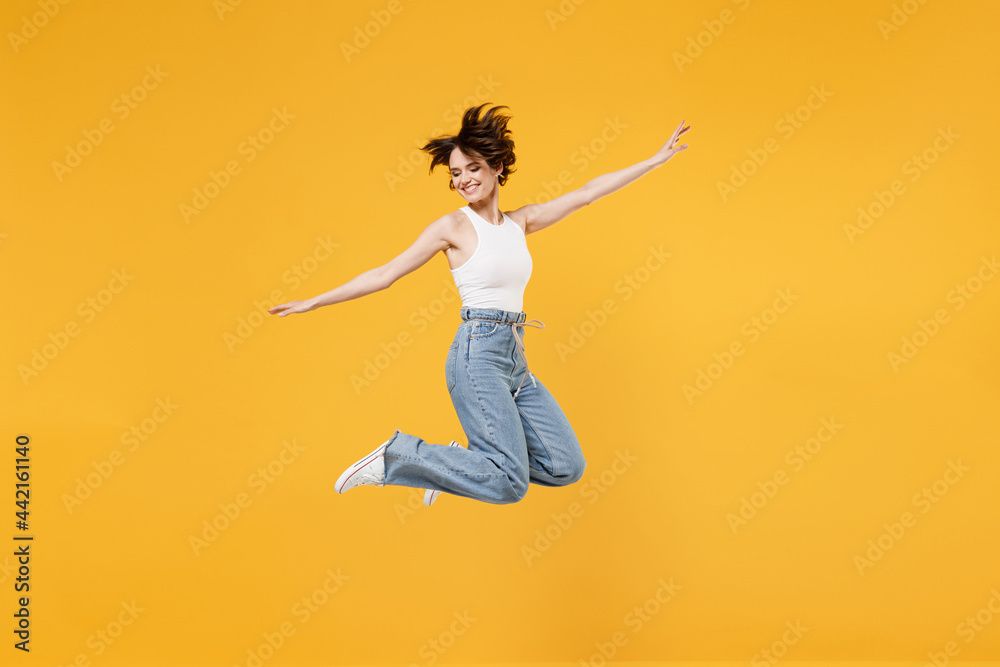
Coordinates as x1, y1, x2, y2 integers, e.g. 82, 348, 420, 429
468, 196, 502, 225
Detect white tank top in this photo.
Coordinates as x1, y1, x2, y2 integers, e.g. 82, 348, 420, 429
450, 205, 532, 312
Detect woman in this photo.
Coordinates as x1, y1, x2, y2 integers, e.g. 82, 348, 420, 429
269, 104, 690, 506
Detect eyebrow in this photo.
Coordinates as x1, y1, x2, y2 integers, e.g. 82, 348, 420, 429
449, 161, 480, 171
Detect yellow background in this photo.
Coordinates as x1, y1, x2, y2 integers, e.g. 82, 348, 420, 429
2, 0, 999, 664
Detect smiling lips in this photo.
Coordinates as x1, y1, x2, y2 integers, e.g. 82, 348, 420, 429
462, 183, 479, 194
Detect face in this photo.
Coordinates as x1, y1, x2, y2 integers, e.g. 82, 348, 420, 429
449, 148, 501, 202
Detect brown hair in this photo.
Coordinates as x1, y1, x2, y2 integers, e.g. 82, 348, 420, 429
420, 103, 517, 191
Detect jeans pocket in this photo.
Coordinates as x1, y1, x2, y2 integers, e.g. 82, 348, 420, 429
469, 321, 501, 338
445, 341, 459, 393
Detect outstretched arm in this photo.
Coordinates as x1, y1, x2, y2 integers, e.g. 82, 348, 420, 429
269, 214, 452, 317
512, 118, 690, 235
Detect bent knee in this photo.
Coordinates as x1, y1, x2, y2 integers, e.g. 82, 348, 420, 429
563, 456, 587, 485
495, 474, 529, 504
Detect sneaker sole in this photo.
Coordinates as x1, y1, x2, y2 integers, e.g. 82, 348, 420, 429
423, 440, 462, 506
335, 430, 398, 494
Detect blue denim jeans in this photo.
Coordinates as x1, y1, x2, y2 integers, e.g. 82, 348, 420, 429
382, 307, 587, 504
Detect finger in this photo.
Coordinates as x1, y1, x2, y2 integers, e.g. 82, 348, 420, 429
665, 121, 678, 142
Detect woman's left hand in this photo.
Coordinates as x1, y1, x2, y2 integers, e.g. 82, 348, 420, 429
653, 119, 691, 163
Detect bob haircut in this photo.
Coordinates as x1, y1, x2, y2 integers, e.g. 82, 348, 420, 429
420, 103, 517, 191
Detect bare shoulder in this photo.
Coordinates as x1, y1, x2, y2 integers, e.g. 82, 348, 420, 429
379, 210, 467, 286
416, 208, 476, 254
436, 209, 468, 248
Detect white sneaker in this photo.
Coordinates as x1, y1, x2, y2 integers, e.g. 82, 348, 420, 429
335, 431, 398, 494
423, 441, 462, 506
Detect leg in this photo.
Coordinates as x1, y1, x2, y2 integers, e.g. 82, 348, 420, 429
512, 370, 587, 488
382, 319, 530, 504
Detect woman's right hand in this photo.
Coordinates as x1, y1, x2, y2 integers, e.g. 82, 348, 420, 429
268, 298, 317, 317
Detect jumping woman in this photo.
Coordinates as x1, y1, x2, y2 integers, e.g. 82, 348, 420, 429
269, 104, 690, 506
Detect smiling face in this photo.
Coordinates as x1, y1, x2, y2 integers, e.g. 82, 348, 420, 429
449, 148, 502, 202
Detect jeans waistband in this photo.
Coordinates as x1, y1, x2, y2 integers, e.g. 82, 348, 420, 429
458, 307, 545, 398
460, 307, 527, 324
